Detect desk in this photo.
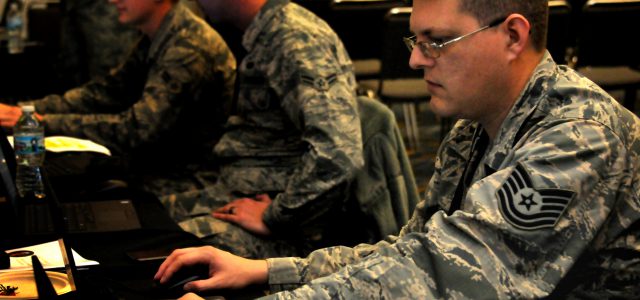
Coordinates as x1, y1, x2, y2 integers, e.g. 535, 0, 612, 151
1, 154, 268, 299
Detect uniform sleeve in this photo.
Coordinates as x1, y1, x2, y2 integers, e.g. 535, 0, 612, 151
34, 40, 214, 154
261, 36, 364, 232
263, 119, 632, 299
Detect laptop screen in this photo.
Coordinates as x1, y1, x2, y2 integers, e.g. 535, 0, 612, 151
0, 128, 19, 230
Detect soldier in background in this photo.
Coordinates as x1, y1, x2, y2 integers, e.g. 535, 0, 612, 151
56, 0, 204, 88
56, 0, 140, 88
0, 0, 236, 197
160, 0, 364, 259
155, 0, 640, 299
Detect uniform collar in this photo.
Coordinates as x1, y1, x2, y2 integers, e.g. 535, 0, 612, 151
482, 51, 558, 170
148, 2, 188, 61
242, 0, 290, 51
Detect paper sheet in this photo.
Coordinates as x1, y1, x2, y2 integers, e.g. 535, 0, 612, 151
43, 136, 111, 156
8, 136, 111, 156
1, 240, 99, 272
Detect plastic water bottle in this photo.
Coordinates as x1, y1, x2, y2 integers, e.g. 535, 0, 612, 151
6, 2, 24, 54
14, 105, 45, 199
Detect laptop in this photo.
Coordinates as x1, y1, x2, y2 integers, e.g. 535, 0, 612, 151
0, 129, 141, 235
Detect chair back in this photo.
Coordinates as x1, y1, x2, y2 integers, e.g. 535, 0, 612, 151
353, 95, 420, 241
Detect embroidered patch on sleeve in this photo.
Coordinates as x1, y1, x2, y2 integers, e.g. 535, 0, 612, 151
496, 164, 575, 230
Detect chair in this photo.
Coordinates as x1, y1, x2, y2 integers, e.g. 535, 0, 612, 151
359, 7, 432, 150
547, 0, 574, 65
352, 95, 420, 242
571, 0, 640, 111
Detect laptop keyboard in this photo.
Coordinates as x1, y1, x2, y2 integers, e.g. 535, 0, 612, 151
24, 202, 96, 234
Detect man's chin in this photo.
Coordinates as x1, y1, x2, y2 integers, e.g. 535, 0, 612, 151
428, 98, 456, 119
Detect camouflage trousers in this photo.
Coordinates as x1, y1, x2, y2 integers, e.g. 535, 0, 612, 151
160, 183, 303, 259
137, 170, 218, 198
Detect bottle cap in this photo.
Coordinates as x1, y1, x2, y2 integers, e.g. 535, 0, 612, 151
20, 105, 35, 113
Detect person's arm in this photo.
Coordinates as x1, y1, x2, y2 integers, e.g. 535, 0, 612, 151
34, 40, 230, 154
260, 36, 364, 235
262, 119, 632, 298
155, 246, 268, 292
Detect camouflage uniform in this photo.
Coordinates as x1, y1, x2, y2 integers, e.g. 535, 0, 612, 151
57, 0, 140, 87
162, 0, 363, 258
261, 53, 640, 299
26, 2, 237, 196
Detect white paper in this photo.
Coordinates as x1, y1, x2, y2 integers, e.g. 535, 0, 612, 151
42, 136, 111, 156
8, 135, 112, 156
1, 240, 99, 272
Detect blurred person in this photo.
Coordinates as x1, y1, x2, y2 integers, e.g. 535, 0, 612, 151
160, 0, 364, 259
56, 0, 140, 88
0, 0, 236, 196
155, 0, 640, 298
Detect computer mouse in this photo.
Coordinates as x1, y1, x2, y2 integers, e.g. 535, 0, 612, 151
153, 264, 210, 295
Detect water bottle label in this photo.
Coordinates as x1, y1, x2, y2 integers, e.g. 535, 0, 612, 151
14, 135, 45, 156
6, 18, 22, 30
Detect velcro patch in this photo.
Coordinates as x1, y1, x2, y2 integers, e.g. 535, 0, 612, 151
496, 164, 574, 230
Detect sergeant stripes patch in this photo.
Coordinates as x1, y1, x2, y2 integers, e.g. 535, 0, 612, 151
497, 164, 574, 230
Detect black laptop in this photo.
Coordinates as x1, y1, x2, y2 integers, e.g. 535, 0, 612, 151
0, 129, 141, 235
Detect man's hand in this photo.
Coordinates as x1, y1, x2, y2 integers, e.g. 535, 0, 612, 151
154, 246, 268, 294
0, 103, 22, 127
212, 194, 272, 236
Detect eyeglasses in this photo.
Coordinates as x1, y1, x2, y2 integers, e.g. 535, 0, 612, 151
403, 16, 508, 58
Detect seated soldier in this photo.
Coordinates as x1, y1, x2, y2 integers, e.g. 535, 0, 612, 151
56, 0, 141, 88
155, 0, 640, 299
160, 0, 365, 259
0, 0, 236, 197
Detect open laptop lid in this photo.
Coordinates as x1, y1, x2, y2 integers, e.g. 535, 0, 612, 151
0, 128, 19, 231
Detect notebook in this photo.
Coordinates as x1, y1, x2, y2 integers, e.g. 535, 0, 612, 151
0, 129, 141, 235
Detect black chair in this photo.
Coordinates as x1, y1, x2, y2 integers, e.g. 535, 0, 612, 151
547, 0, 573, 65
571, 0, 640, 112
359, 7, 433, 150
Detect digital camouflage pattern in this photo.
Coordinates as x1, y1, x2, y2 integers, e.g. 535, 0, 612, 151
161, 0, 363, 258
25, 2, 236, 196
262, 52, 640, 299
57, 0, 140, 86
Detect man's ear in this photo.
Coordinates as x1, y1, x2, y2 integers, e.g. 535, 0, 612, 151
503, 14, 531, 61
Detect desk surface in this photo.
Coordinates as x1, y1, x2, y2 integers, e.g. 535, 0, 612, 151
1, 153, 268, 299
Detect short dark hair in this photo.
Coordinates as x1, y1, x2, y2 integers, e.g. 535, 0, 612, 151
457, 0, 548, 51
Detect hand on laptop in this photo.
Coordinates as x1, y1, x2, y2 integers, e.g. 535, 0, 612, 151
154, 246, 268, 295
212, 194, 272, 236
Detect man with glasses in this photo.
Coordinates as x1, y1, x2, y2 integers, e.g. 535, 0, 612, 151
155, 0, 640, 298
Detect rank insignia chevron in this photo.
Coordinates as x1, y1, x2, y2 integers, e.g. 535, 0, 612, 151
497, 164, 575, 230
